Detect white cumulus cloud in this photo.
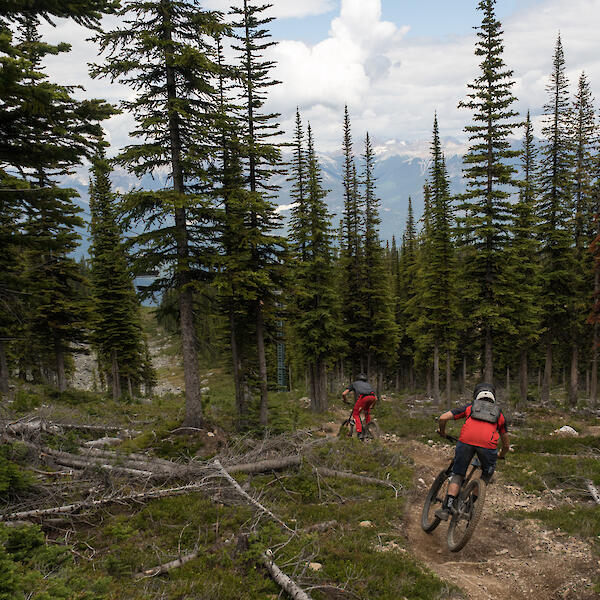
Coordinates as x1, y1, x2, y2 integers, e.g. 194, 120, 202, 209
202, 0, 336, 19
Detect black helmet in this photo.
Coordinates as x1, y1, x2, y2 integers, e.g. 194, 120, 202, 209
473, 382, 496, 402
357, 373, 368, 382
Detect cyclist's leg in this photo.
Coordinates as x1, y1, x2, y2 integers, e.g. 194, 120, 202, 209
364, 396, 376, 425
436, 441, 474, 520
352, 397, 365, 434
475, 447, 498, 483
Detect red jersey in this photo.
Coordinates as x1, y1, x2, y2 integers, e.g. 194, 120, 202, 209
451, 404, 507, 449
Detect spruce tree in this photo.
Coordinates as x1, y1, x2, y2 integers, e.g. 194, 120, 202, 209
409, 116, 458, 406
289, 121, 339, 411
89, 150, 151, 400
339, 106, 366, 374
361, 133, 397, 393
230, 0, 287, 427
92, 0, 224, 426
569, 72, 596, 404
506, 112, 542, 404
538, 33, 575, 403
458, 0, 521, 382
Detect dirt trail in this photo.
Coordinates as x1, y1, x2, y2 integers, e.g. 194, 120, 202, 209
399, 439, 598, 600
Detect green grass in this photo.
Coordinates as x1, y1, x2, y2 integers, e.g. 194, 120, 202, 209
507, 505, 600, 554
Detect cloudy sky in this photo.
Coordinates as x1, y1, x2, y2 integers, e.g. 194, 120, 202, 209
40, 0, 600, 158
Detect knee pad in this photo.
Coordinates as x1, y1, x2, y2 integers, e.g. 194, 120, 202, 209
450, 474, 464, 487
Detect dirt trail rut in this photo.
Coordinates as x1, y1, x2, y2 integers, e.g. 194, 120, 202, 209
399, 440, 598, 600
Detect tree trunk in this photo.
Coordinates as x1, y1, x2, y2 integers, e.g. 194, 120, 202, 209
0, 339, 9, 396
162, 1, 202, 428
55, 338, 67, 393
127, 376, 133, 398
569, 342, 578, 406
111, 350, 121, 401
505, 366, 510, 401
519, 349, 528, 406
433, 344, 440, 405
426, 367, 432, 397
586, 367, 590, 399
484, 325, 493, 382
462, 356, 467, 398
257, 306, 268, 426
542, 341, 552, 403
445, 349, 451, 408
593, 320, 599, 406
230, 311, 245, 425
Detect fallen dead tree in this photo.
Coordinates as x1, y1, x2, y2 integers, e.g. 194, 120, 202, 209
313, 466, 401, 497
134, 549, 200, 579
2, 417, 139, 438
585, 479, 600, 505
262, 551, 314, 600
213, 459, 293, 532
0, 481, 212, 522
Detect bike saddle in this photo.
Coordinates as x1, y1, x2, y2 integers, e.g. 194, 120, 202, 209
471, 456, 482, 468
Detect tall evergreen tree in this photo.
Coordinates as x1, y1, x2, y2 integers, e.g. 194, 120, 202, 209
505, 112, 542, 404
230, 0, 287, 427
538, 33, 575, 403
361, 133, 397, 393
92, 0, 224, 426
569, 72, 596, 404
289, 121, 339, 411
457, 0, 521, 382
410, 116, 458, 406
88, 150, 150, 400
339, 106, 366, 374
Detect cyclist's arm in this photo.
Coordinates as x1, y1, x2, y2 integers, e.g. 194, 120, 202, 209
437, 410, 454, 437
498, 431, 510, 459
342, 388, 351, 404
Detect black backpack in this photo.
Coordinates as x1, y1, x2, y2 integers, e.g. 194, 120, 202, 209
470, 398, 501, 424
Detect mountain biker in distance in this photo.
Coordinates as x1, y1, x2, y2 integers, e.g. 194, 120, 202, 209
435, 382, 510, 521
342, 373, 378, 440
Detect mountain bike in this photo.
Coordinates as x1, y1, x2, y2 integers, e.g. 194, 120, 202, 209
420, 433, 487, 552
337, 408, 380, 441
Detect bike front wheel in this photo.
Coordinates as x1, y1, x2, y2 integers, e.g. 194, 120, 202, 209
363, 421, 380, 440
421, 470, 450, 533
446, 478, 486, 552
337, 419, 355, 438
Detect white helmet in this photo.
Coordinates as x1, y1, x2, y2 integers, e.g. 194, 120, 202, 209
475, 390, 496, 403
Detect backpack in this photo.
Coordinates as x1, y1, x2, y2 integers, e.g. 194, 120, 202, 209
470, 398, 501, 424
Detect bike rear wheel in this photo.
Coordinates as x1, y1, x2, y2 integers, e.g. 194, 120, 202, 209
446, 478, 486, 552
421, 470, 450, 533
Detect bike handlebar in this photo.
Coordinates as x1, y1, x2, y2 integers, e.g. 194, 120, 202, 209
438, 431, 458, 443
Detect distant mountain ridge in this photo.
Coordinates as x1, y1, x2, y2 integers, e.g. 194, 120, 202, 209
64, 143, 469, 257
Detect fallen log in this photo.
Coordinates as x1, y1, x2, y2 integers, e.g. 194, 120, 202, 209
134, 550, 199, 578
227, 455, 302, 475
262, 551, 314, 600
213, 459, 293, 532
585, 479, 600, 505
314, 467, 401, 496
0, 481, 212, 522
83, 437, 123, 448
300, 520, 338, 534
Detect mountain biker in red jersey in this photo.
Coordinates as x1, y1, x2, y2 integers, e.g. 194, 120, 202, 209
342, 373, 378, 439
435, 382, 510, 520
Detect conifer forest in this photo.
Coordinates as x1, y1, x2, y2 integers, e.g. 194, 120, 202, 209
1, 1, 600, 599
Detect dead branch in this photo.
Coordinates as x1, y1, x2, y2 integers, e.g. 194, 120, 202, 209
0, 481, 212, 522
585, 479, 600, 505
83, 437, 123, 448
134, 550, 199, 579
313, 467, 401, 497
213, 459, 293, 532
262, 551, 314, 600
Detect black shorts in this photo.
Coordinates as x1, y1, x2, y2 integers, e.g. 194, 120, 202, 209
452, 440, 497, 482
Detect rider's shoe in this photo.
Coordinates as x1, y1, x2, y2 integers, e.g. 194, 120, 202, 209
357, 432, 365, 441
434, 507, 450, 521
